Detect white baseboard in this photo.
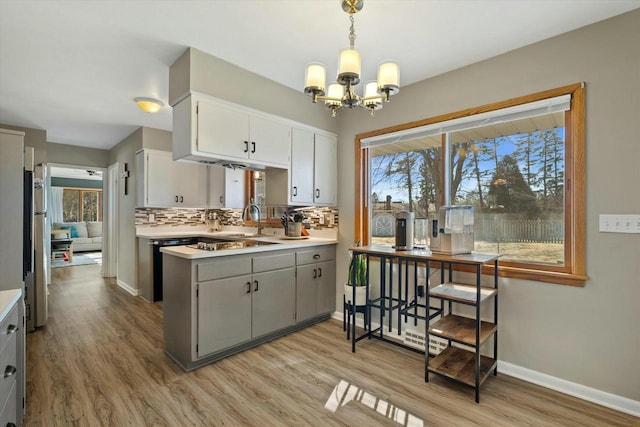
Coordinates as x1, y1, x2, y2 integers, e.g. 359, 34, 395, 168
498, 361, 640, 418
331, 312, 639, 418
116, 279, 138, 296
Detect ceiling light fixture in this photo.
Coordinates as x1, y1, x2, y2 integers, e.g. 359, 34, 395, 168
134, 97, 164, 113
304, 0, 399, 117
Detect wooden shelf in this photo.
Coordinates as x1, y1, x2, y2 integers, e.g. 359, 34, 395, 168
430, 282, 497, 304
429, 315, 496, 346
427, 346, 496, 387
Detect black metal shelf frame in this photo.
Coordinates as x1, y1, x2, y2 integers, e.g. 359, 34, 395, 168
348, 248, 499, 403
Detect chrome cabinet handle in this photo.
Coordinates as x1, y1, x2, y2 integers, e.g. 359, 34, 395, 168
180, 196, 184, 203
318, 267, 322, 278
313, 268, 317, 279
292, 186, 297, 197
313, 254, 321, 260
219, 196, 224, 204
175, 195, 179, 203
315, 188, 320, 198
246, 282, 251, 294
254, 280, 259, 292
4, 365, 16, 379
244, 141, 249, 152
6, 324, 18, 334
251, 141, 256, 153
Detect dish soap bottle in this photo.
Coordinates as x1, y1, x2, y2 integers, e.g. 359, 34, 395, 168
212, 212, 221, 232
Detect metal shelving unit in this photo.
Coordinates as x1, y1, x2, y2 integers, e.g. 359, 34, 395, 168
425, 256, 500, 403
348, 245, 499, 403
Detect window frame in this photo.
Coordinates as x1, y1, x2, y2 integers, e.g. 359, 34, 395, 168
62, 187, 103, 222
355, 83, 587, 286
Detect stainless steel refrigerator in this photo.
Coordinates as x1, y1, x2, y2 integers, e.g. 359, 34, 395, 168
23, 151, 48, 332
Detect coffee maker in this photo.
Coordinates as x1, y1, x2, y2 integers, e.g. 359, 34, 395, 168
395, 211, 415, 250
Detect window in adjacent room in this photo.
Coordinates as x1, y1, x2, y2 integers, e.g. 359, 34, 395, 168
62, 188, 102, 222
356, 84, 586, 286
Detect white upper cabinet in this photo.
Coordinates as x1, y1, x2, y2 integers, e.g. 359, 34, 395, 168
136, 149, 208, 208
313, 133, 337, 206
208, 166, 246, 209
265, 127, 337, 207
289, 128, 315, 204
173, 92, 290, 169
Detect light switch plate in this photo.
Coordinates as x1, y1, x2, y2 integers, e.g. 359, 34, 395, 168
599, 214, 640, 233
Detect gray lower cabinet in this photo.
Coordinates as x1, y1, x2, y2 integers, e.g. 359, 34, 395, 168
252, 267, 296, 338
296, 246, 336, 323
164, 247, 311, 371
0, 294, 25, 427
197, 273, 252, 356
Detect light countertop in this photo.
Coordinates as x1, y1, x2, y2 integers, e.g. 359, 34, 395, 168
160, 236, 337, 259
0, 288, 22, 322
136, 227, 245, 239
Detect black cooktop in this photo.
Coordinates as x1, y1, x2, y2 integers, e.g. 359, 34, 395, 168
187, 238, 276, 251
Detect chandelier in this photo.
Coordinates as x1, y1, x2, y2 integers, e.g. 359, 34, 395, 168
304, 0, 400, 117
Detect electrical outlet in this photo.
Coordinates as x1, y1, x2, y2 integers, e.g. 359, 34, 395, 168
148, 213, 155, 222
319, 215, 325, 225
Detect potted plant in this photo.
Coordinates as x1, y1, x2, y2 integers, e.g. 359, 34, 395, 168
344, 244, 367, 306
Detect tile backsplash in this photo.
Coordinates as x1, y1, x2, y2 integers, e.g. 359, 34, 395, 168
135, 206, 339, 229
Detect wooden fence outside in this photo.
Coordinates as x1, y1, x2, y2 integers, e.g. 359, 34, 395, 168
474, 214, 564, 244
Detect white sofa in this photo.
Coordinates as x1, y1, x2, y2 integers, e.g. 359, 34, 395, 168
52, 221, 102, 252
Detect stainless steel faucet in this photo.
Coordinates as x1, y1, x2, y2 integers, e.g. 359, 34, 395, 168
244, 201, 263, 235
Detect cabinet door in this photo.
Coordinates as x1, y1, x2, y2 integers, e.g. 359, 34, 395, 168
316, 260, 336, 315
207, 166, 225, 209
197, 99, 251, 161
251, 268, 296, 338
314, 133, 337, 205
290, 128, 314, 204
208, 166, 246, 209
145, 151, 179, 207
176, 161, 208, 207
197, 274, 252, 357
249, 115, 290, 167
296, 264, 318, 323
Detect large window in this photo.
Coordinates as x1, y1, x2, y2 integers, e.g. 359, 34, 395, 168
62, 188, 102, 222
356, 84, 587, 286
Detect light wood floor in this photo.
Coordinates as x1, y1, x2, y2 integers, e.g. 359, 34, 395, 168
24, 264, 638, 426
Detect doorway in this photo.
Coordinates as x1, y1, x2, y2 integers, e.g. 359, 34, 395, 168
48, 164, 107, 275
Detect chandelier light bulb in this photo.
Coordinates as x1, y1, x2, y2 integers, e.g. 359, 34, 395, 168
337, 48, 361, 85
305, 63, 326, 97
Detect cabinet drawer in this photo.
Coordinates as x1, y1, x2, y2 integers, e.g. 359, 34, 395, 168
253, 251, 295, 273
197, 256, 252, 282
296, 246, 336, 266
0, 332, 17, 410
0, 380, 17, 427
0, 304, 18, 355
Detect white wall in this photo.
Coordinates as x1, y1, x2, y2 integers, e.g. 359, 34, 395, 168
336, 9, 640, 402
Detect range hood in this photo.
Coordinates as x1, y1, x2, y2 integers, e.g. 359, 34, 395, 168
175, 155, 266, 171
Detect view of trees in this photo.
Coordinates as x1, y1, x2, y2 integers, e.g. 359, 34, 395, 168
372, 129, 564, 219
62, 189, 102, 222
370, 127, 565, 264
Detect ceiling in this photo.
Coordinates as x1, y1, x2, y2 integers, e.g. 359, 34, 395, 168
1, 1, 638, 151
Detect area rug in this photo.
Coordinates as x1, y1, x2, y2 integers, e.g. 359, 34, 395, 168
52, 251, 102, 268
